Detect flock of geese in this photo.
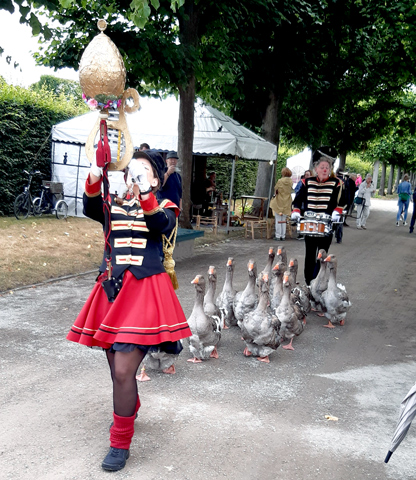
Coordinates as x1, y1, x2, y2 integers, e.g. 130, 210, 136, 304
137, 246, 352, 381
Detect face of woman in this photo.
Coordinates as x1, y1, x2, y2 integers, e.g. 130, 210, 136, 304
366, 177, 372, 184
315, 161, 330, 181
304, 171, 311, 179
126, 158, 159, 192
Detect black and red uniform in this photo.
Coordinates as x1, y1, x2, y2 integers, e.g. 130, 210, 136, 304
293, 175, 347, 285
67, 176, 192, 349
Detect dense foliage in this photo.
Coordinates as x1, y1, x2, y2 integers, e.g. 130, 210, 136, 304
0, 78, 87, 215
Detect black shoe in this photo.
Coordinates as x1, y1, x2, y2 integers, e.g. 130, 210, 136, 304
344, 222, 350, 227
102, 447, 130, 471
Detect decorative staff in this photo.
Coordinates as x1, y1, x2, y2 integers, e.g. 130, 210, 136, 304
79, 19, 140, 299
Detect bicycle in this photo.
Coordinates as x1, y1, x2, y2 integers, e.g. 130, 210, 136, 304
13, 170, 68, 220
13, 170, 41, 220
33, 181, 68, 220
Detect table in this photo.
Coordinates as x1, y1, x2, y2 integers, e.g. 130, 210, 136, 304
240, 195, 269, 220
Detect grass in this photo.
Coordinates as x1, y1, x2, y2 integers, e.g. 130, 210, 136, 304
0, 215, 103, 292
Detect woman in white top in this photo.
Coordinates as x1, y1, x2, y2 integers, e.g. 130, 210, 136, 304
356, 174, 376, 229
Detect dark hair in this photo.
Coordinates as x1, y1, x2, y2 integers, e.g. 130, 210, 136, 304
132, 150, 164, 190
139, 143, 150, 150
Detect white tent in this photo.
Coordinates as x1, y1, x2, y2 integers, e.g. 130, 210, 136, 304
51, 96, 277, 216
286, 147, 340, 183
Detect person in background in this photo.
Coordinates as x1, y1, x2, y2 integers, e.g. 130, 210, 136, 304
356, 174, 376, 230
292, 146, 347, 285
139, 143, 150, 151
202, 171, 217, 215
355, 173, 362, 187
270, 167, 293, 241
294, 169, 312, 194
345, 173, 358, 219
409, 185, 416, 233
396, 174, 412, 226
159, 151, 182, 210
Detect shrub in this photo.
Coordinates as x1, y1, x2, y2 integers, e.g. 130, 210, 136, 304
0, 79, 87, 215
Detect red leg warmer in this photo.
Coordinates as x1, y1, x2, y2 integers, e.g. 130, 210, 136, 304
110, 412, 135, 450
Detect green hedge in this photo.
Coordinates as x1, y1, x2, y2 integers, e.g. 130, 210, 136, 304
0, 78, 87, 215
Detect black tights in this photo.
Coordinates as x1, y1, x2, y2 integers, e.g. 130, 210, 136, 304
106, 349, 146, 417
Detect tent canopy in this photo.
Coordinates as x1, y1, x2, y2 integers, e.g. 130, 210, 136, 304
52, 96, 277, 161
51, 96, 277, 217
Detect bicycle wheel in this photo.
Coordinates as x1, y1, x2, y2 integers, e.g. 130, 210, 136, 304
32, 197, 42, 216
14, 193, 31, 220
55, 200, 68, 219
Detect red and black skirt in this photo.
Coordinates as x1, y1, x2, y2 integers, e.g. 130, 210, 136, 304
67, 270, 191, 349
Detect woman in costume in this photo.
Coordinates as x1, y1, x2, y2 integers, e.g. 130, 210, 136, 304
291, 146, 347, 285
67, 149, 192, 472
270, 167, 293, 241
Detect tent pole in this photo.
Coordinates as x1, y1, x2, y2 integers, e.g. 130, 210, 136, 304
226, 156, 237, 234
265, 159, 276, 218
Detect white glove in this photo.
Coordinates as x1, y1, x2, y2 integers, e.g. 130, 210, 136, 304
291, 211, 300, 221
129, 162, 151, 193
332, 211, 341, 222
90, 160, 103, 178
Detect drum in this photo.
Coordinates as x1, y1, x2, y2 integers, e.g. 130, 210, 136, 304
297, 211, 332, 237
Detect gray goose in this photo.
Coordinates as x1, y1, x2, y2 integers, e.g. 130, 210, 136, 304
270, 261, 287, 311
203, 265, 222, 323
321, 255, 351, 328
276, 272, 306, 350
234, 260, 258, 328
309, 249, 329, 314
187, 275, 222, 362
240, 272, 281, 363
287, 257, 311, 316
216, 257, 237, 328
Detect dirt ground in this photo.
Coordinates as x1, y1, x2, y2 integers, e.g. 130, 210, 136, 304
1, 198, 416, 480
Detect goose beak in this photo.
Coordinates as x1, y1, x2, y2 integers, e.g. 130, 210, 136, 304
272, 264, 279, 271
268, 248, 274, 254
317, 252, 322, 259
289, 259, 294, 267
248, 262, 254, 270
324, 255, 331, 262
278, 248, 282, 254
263, 273, 269, 282
227, 259, 233, 266
191, 277, 199, 284
283, 274, 289, 284
208, 267, 215, 275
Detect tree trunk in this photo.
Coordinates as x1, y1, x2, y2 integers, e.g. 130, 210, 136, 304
252, 91, 281, 216
387, 164, 394, 195
177, 0, 200, 228
378, 162, 387, 196
178, 77, 196, 228
373, 160, 380, 191
338, 151, 347, 172
394, 166, 401, 192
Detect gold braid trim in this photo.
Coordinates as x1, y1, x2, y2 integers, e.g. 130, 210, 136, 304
162, 218, 179, 290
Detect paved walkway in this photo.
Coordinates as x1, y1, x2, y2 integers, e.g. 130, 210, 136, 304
1, 198, 415, 480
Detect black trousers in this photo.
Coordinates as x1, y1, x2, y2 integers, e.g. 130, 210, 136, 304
304, 234, 333, 285
410, 204, 416, 232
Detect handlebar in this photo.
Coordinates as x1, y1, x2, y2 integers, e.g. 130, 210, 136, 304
23, 170, 42, 176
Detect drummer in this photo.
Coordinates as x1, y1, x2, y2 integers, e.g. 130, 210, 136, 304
291, 146, 347, 285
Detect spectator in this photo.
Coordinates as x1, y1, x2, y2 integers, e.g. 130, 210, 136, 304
158, 151, 182, 210
294, 169, 312, 194
139, 143, 150, 151
409, 185, 416, 233
345, 173, 358, 217
202, 171, 217, 215
270, 167, 293, 241
355, 174, 362, 187
396, 174, 412, 226
356, 174, 376, 230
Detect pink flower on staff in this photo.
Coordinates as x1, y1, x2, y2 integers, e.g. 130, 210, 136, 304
117, 99, 122, 108
87, 98, 98, 109
82, 93, 87, 100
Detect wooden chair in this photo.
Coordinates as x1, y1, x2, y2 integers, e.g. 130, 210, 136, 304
244, 219, 268, 239
194, 215, 218, 235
